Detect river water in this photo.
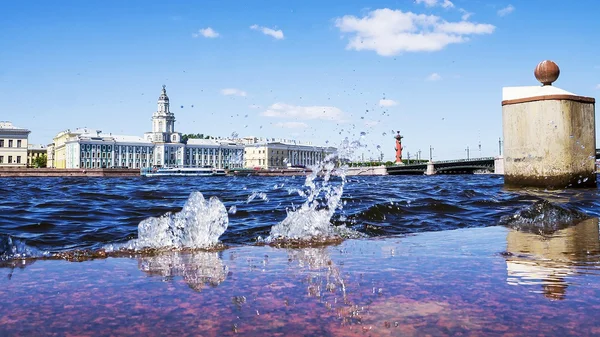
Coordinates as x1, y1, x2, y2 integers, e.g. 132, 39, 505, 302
2, 173, 600, 336
2, 175, 599, 254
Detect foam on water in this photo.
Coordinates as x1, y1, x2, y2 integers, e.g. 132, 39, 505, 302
106, 191, 228, 251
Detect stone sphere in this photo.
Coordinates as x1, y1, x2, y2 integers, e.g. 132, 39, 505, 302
534, 60, 560, 86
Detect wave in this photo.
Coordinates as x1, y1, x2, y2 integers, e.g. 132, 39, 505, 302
499, 200, 591, 235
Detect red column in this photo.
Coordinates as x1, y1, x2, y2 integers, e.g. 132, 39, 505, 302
395, 132, 403, 164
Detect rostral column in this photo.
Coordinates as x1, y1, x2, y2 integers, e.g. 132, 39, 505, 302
395, 131, 404, 164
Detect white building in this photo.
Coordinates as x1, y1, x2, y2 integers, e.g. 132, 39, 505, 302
0, 121, 30, 168
55, 86, 245, 170
64, 130, 154, 169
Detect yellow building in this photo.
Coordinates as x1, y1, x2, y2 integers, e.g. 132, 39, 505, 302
0, 121, 30, 168
242, 137, 336, 169
27, 144, 47, 167
48, 128, 92, 168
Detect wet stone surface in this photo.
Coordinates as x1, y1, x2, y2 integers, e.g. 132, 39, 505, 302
3, 226, 600, 336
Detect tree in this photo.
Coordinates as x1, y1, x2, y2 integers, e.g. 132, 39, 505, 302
181, 133, 208, 144
33, 154, 47, 168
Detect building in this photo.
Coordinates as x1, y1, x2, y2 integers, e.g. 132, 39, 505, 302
27, 144, 47, 167
49, 86, 245, 170
242, 137, 336, 169
0, 122, 30, 168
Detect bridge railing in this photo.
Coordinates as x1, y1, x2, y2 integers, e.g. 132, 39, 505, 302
435, 157, 495, 164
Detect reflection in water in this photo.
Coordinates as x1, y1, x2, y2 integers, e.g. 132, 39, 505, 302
287, 248, 347, 300
505, 218, 600, 300
138, 251, 229, 292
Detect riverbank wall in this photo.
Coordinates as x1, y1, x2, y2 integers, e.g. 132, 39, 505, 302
0, 168, 140, 177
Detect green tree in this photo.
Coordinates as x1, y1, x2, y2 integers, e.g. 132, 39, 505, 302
181, 133, 208, 144
33, 154, 47, 168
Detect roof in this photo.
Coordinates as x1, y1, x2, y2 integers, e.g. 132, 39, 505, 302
187, 138, 244, 147
111, 134, 152, 144
502, 86, 577, 101
0, 121, 29, 132
28, 144, 47, 150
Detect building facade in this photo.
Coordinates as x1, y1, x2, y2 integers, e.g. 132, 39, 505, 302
27, 144, 47, 167
47, 86, 334, 170
242, 137, 336, 169
49, 86, 245, 170
0, 122, 30, 168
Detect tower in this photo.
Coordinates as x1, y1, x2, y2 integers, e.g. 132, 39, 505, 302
394, 131, 404, 164
147, 85, 180, 143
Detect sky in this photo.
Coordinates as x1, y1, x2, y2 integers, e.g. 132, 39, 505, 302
2, 0, 599, 161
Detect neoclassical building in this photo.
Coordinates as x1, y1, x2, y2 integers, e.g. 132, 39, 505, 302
49, 86, 244, 170
242, 137, 336, 169
48, 86, 334, 170
0, 121, 30, 168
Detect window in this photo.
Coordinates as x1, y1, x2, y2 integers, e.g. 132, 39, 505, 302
16, 156, 21, 164
0, 140, 3, 147
17, 140, 21, 147
8, 140, 13, 147
0, 156, 3, 163
8, 156, 12, 163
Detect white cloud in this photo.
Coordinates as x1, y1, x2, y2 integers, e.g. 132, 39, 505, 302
221, 88, 247, 97
335, 8, 495, 56
250, 24, 284, 40
379, 99, 398, 107
497, 5, 515, 17
459, 8, 473, 20
274, 122, 309, 129
261, 103, 344, 121
192, 27, 220, 38
426, 73, 442, 81
415, 0, 454, 8
441, 0, 454, 8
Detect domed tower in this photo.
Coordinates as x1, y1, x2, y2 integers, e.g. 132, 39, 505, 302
147, 85, 180, 143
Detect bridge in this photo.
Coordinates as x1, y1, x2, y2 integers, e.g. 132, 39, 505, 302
387, 157, 496, 175
387, 149, 600, 175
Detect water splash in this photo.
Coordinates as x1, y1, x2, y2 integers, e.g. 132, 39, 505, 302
499, 200, 590, 235
0, 235, 45, 262
247, 192, 269, 203
267, 138, 364, 243
108, 191, 228, 251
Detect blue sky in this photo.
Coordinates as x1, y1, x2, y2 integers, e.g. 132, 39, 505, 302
2, 0, 599, 161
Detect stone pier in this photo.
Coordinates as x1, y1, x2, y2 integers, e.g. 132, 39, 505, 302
425, 161, 436, 175
502, 60, 596, 188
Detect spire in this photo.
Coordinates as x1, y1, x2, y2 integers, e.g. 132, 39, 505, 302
158, 85, 169, 102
